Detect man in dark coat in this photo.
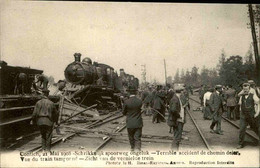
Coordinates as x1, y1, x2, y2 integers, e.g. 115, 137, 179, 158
122, 89, 143, 151
168, 89, 184, 149
31, 89, 59, 151
209, 85, 225, 135
142, 86, 153, 116
152, 85, 165, 123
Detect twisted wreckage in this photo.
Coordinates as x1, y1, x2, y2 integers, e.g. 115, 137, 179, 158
0, 53, 139, 145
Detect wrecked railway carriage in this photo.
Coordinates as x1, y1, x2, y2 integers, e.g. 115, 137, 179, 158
0, 61, 59, 145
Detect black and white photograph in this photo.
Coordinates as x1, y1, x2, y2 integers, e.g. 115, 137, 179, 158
0, 1, 259, 167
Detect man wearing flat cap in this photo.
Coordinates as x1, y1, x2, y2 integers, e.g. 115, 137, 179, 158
31, 89, 59, 151
237, 82, 260, 148
122, 89, 143, 151
238, 80, 258, 97
209, 85, 225, 135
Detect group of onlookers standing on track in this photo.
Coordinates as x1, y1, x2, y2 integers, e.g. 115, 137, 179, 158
139, 84, 190, 149
199, 80, 260, 149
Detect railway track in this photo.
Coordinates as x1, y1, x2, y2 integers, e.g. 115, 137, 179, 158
25, 109, 126, 152
188, 95, 259, 149
185, 109, 212, 150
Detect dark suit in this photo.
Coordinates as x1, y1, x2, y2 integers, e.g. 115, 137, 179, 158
122, 95, 143, 150
209, 91, 224, 133
168, 94, 183, 148
152, 91, 165, 123
167, 94, 181, 128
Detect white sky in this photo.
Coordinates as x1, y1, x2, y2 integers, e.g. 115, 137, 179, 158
0, 1, 253, 83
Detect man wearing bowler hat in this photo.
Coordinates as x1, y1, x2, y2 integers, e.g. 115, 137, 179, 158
209, 85, 225, 135
122, 89, 143, 151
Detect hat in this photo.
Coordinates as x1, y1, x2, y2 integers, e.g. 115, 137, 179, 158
248, 80, 255, 85
215, 85, 222, 89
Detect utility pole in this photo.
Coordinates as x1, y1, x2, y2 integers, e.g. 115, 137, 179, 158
164, 59, 167, 86
248, 4, 260, 78
141, 64, 146, 85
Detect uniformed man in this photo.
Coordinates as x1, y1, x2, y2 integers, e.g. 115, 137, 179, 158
237, 82, 260, 149
35, 74, 49, 91
31, 89, 59, 151
122, 89, 143, 151
209, 85, 225, 135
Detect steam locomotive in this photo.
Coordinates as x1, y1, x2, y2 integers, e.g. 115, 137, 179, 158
64, 53, 139, 109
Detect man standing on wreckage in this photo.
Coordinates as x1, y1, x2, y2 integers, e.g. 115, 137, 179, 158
168, 88, 187, 150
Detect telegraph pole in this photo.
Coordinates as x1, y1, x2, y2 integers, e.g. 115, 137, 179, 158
141, 64, 146, 85
164, 59, 167, 86
248, 4, 260, 76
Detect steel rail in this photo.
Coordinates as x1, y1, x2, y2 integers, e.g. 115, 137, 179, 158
189, 96, 259, 141
186, 109, 212, 150
93, 124, 126, 152
26, 110, 124, 152
222, 116, 259, 141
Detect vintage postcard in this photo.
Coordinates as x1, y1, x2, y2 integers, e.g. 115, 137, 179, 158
0, 1, 259, 167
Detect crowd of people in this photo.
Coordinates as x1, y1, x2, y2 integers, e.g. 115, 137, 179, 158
31, 79, 260, 152
122, 80, 260, 151
199, 80, 260, 149
123, 84, 190, 151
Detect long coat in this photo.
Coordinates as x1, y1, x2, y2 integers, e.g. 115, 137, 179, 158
167, 94, 181, 127
122, 96, 143, 128
208, 91, 224, 115
153, 91, 165, 110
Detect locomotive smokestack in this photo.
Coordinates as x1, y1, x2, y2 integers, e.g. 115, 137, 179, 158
74, 53, 81, 62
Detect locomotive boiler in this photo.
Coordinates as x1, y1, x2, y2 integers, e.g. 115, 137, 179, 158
64, 53, 139, 110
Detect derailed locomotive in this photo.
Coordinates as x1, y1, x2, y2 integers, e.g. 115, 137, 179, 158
64, 53, 139, 109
